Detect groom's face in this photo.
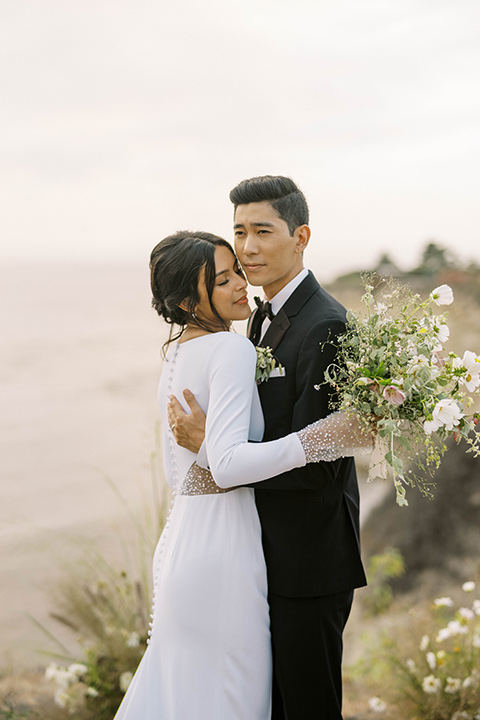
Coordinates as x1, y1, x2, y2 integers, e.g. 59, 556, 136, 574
233, 201, 307, 300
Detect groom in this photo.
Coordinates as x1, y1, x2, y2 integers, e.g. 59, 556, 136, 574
169, 175, 366, 719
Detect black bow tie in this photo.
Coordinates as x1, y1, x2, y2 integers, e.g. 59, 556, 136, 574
254, 296, 274, 321
249, 297, 274, 345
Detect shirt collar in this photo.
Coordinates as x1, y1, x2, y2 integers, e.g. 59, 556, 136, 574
267, 267, 309, 316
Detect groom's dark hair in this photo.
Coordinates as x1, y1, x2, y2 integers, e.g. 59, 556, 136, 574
229, 175, 309, 235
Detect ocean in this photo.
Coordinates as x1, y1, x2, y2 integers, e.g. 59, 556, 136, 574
1, 261, 168, 665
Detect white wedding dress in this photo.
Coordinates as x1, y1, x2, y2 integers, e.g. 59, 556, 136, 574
114, 332, 370, 719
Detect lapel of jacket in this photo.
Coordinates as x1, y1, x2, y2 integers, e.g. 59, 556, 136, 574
258, 271, 320, 352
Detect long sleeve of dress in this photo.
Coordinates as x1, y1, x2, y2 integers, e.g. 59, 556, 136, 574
203, 334, 372, 489
204, 334, 306, 488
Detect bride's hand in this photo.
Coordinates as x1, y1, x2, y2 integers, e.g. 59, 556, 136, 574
167, 390, 206, 454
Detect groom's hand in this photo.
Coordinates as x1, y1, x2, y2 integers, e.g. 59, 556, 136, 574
167, 389, 206, 454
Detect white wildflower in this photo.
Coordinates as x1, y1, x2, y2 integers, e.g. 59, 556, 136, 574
67, 663, 88, 678
434, 596, 454, 607
472, 632, 480, 648
448, 619, 468, 635
433, 321, 450, 346
126, 631, 140, 648
436, 627, 452, 642
430, 284, 454, 306
422, 674, 441, 693
453, 355, 480, 392
472, 599, 480, 615
445, 677, 462, 693
432, 399, 464, 431
426, 652, 437, 670
45, 662, 61, 681
462, 581, 476, 593
368, 696, 387, 713
463, 676, 475, 688
451, 712, 472, 720
424, 418, 441, 434
420, 634, 430, 650
53, 669, 78, 689
119, 671, 133, 693
406, 658, 417, 672
54, 689, 70, 709
458, 607, 475, 621
86, 687, 99, 697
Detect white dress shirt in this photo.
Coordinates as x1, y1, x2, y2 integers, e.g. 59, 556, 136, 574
259, 267, 309, 341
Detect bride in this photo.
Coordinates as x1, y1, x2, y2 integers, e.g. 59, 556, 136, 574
114, 230, 371, 720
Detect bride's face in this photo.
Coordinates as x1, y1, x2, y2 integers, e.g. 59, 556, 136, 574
195, 245, 251, 327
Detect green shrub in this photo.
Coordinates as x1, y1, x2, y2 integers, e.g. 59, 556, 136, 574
363, 546, 405, 616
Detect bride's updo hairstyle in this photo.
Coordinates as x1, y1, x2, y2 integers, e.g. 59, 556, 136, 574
150, 230, 235, 353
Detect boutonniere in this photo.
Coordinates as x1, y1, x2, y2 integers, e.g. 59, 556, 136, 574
255, 346, 283, 384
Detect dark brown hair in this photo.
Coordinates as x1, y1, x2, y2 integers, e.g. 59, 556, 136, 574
150, 230, 235, 353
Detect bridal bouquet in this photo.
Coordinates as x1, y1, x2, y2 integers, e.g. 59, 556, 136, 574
321, 276, 480, 506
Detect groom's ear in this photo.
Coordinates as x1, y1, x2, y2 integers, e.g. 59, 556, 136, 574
294, 225, 311, 254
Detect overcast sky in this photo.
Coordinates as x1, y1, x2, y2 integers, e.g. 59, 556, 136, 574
1, 0, 479, 281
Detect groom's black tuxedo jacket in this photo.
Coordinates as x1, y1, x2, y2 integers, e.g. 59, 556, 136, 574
251, 271, 367, 598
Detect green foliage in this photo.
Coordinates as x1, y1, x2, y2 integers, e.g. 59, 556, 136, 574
44, 568, 149, 718
363, 547, 405, 616
322, 274, 480, 505
0, 700, 36, 719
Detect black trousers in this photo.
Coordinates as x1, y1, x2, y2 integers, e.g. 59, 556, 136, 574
269, 589, 354, 720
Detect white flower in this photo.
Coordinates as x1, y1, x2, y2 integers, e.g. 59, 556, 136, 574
453, 353, 480, 392
67, 663, 88, 678
406, 658, 417, 671
45, 662, 61, 681
126, 631, 140, 648
436, 627, 452, 642
458, 607, 475, 621
463, 581, 476, 592
430, 284, 454, 306
434, 322, 450, 346
422, 674, 441, 693
368, 696, 387, 713
53, 669, 78, 689
432, 399, 464, 431
452, 712, 472, 720
424, 418, 441, 434
119, 671, 133, 693
445, 677, 462, 693
463, 676, 475, 688
473, 632, 480, 648
54, 689, 70, 709
420, 634, 430, 650
434, 596, 454, 607
86, 686, 99, 698
472, 599, 480, 615
426, 651, 437, 670
447, 620, 468, 636
462, 351, 480, 374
